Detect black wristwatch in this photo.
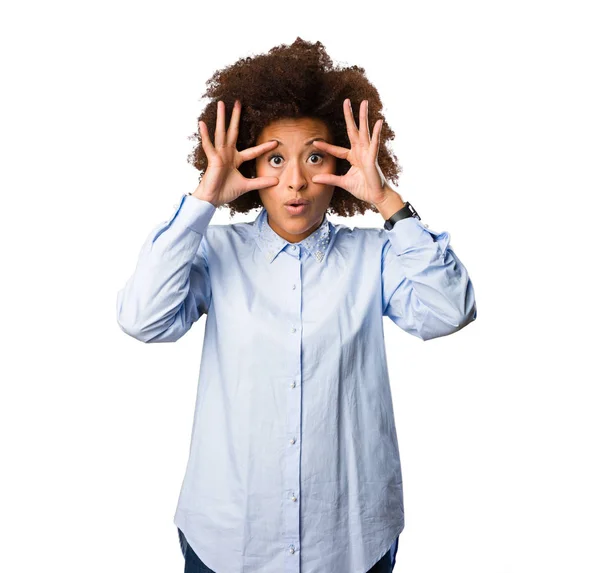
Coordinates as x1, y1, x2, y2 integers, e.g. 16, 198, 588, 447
383, 201, 421, 230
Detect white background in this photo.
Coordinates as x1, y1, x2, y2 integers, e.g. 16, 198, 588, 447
1, 1, 599, 571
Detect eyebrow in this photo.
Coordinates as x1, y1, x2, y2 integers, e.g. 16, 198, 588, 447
269, 137, 327, 146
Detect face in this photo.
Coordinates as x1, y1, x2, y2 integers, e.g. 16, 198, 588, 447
255, 117, 336, 243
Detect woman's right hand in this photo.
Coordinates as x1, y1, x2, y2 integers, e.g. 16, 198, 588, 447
191, 100, 279, 207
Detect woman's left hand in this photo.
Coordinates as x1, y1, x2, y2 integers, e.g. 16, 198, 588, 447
311, 99, 389, 206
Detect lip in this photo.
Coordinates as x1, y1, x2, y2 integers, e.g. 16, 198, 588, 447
285, 203, 310, 215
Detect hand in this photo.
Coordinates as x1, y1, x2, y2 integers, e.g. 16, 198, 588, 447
192, 100, 279, 207
311, 99, 389, 206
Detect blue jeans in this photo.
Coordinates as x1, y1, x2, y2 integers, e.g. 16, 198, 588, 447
178, 528, 399, 572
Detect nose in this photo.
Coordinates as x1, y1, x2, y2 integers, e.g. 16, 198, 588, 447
285, 160, 308, 191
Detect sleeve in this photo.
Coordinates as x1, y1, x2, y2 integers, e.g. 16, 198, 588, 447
380, 216, 477, 341
116, 193, 216, 343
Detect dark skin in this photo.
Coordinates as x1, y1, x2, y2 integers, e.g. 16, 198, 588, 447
255, 117, 336, 243
312, 98, 406, 219
192, 99, 406, 234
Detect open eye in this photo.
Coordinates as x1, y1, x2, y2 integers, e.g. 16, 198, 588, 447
267, 152, 325, 167
268, 154, 283, 167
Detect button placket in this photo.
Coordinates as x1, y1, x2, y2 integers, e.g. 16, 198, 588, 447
282, 252, 302, 566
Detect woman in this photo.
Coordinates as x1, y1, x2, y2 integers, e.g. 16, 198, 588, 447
116, 37, 477, 573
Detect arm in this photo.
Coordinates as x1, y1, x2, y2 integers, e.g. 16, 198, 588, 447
116, 193, 216, 343
378, 192, 477, 341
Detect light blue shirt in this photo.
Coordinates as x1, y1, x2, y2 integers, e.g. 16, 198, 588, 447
116, 193, 477, 573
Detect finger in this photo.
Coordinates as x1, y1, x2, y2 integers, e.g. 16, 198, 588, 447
238, 140, 278, 164
312, 140, 350, 160
369, 119, 383, 159
215, 100, 226, 148
312, 173, 343, 187
344, 99, 360, 145
226, 99, 240, 147
199, 120, 217, 160
245, 176, 279, 192
360, 100, 370, 144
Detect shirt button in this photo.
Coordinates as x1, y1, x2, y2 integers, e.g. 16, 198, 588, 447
291, 495, 297, 502
292, 284, 296, 290
424, 224, 429, 228
291, 327, 296, 333
289, 545, 296, 554
290, 381, 296, 388
291, 245, 297, 250
290, 437, 296, 444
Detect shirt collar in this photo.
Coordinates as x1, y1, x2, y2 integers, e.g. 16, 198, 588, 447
253, 207, 332, 264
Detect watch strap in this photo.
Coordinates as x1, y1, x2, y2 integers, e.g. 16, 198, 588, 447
383, 201, 421, 230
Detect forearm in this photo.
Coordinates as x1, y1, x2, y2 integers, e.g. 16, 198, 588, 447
116, 194, 215, 343
374, 184, 406, 220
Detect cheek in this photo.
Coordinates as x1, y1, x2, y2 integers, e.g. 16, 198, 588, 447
259, 190, 282, 208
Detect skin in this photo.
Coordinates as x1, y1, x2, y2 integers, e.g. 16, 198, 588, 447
255, 117, 337, 243
192, 98, 406, 235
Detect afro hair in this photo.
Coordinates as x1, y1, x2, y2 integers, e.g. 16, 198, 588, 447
187, 37, 402, 218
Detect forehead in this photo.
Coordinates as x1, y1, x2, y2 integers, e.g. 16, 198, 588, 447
257, 117, 331, 142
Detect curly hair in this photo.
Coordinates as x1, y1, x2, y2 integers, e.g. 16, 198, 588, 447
187, 37, 402, 218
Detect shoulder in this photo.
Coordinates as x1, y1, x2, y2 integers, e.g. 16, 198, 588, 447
327, 222, 389, 264
331, 220, 387, 245
201, 219, 256, 256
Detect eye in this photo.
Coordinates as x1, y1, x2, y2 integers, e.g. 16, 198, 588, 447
266, 152, 325, 167
267, 154, 283, 166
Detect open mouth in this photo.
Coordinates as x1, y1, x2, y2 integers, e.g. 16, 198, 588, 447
285, 203, 309, 214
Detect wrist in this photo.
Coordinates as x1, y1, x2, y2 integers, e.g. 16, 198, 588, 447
374, 185, 406, 220
190, 186, 221, 208
192, 195, 220, 208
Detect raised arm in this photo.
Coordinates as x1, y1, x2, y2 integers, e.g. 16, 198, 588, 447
380, 216, 477, 341
116, 194, 216, 343
117, 98, 281, 343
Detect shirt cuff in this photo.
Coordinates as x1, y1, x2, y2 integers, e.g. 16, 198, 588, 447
168, 193, 217, 235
